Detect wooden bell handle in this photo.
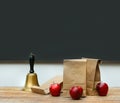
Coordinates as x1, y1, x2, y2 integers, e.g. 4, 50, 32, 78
29, 53, 35, 73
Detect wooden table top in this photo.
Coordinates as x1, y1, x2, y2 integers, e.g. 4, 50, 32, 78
0, 87, 120, 103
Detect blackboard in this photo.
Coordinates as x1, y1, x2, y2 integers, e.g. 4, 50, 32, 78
0, 1, 120, 62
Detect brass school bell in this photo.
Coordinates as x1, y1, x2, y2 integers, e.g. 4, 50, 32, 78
23, 53, 39, 91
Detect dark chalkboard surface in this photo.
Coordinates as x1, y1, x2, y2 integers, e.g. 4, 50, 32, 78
0, 1, 120, 61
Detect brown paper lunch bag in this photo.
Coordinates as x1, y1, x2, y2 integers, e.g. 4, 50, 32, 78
62, 58, 101, 97
83, 58, 101, 96
62, 59, 87, 97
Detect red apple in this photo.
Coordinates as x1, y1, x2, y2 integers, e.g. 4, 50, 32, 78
49, 83, 61, 96
96, 82, 109, 96
69, 86, 83, 100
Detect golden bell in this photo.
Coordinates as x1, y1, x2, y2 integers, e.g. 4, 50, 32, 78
23, 73, 39, 91
23, 53, 39, 91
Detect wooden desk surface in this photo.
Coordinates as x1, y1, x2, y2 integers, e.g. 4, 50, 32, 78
0, 87, 120, 103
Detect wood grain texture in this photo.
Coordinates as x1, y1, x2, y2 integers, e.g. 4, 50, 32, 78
0, 87, 120, 103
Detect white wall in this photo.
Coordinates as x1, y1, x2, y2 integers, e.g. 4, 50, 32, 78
0, 63, 120, 87
100, 63, 120, 87
0, 63, 63, 87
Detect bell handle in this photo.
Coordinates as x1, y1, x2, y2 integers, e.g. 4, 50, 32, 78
29, 53, 35, 73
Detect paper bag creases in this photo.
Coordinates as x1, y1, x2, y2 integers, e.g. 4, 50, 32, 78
85, 58, 101, 96
62, 58, 101, 97
62, 59, 87, 97
31, 75, 63, 95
